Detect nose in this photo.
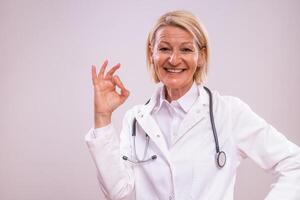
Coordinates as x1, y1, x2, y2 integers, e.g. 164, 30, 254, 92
169, 50, 181, 66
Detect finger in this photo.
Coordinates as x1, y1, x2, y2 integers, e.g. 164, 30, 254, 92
98, 59, 109, 79
105, 63, 121, 80
91, 65, 98, 85
113, 75, 130, 99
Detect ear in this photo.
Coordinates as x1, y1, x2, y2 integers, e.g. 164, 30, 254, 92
149, 43, 153, 53
149, 43, 154, 64
197, 47, 206, 67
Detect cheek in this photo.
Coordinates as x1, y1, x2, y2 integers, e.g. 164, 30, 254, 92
193, 55, 200, 65
152, 53, 166, 71
189, 56, 200, 75
152, 56, 162, 77
188, 58, 199, 72
152, 52, 162, 64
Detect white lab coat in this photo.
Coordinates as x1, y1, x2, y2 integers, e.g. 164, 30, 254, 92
86, 86, 300, 200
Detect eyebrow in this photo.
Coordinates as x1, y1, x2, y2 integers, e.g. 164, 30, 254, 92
158, 41, 195, 45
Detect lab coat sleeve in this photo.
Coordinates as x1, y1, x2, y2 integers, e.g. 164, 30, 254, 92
230, 97, 300, 199
85, 110, 135, 200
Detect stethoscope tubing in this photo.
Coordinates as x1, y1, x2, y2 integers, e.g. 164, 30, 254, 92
203, 86, 220, 153
123, 87, 226, 168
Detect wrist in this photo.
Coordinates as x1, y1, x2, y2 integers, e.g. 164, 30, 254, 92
94, 113, 112, 128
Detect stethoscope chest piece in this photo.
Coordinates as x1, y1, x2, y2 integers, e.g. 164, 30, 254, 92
216, 151, 226, 168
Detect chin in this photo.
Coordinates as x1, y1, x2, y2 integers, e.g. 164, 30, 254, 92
163, 79, 185, 89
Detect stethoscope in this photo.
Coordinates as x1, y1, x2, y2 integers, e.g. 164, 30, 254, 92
122, 87, 226, 168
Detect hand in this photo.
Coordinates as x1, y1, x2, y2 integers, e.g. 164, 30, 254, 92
92, 60, 130, 127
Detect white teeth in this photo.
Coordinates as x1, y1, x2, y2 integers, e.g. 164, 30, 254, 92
166, 68, 184, 73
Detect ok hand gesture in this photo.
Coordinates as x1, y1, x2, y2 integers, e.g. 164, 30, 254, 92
92, 60, 130, 128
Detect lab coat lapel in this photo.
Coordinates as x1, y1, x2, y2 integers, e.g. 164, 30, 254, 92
134, 92, 170, 162
136, 113, 170, 159
174, 86, 210, 143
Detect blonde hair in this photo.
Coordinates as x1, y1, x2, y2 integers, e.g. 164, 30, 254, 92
146, 10, 210, 84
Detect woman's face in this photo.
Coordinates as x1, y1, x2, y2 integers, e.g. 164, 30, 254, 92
151, 25, 202, 95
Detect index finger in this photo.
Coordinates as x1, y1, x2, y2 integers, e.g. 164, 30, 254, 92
98, 59, 109, 79
105, 63, 120, 80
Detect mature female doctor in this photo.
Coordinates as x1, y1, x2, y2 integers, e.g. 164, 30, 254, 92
85, 10, 300, 200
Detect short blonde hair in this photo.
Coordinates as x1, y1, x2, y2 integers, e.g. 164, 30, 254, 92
146, 10, 209, 84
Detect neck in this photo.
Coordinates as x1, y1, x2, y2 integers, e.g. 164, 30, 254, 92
165, 82, 194, 102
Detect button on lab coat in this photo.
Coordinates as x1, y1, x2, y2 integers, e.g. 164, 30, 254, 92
86, 86, 300, 200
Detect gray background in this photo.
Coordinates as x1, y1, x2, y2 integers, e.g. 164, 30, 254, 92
0, 0, 299, 199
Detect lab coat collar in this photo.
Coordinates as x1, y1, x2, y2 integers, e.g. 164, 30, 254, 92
146, 83, 209, 114
198, 85, 210, 106
152, 82, 199, 114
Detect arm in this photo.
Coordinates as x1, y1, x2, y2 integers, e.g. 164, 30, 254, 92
85, 60, 135, 200
231, 98, 300, 199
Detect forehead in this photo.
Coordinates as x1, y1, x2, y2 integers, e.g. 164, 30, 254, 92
154, 25, 195, 44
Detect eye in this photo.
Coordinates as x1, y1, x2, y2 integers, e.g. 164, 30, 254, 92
181, 48, 193, 52
159, 47, 170, 52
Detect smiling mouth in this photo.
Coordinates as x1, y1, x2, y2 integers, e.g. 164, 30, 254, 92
164, 68, 186, 73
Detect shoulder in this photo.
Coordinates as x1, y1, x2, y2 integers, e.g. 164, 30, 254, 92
123, 104, 143, 121
210, 89, 264, 128
125, 85, 163, 118
209, 89, 252, 113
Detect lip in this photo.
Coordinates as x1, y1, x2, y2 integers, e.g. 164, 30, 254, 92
164, 68, 186, 73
